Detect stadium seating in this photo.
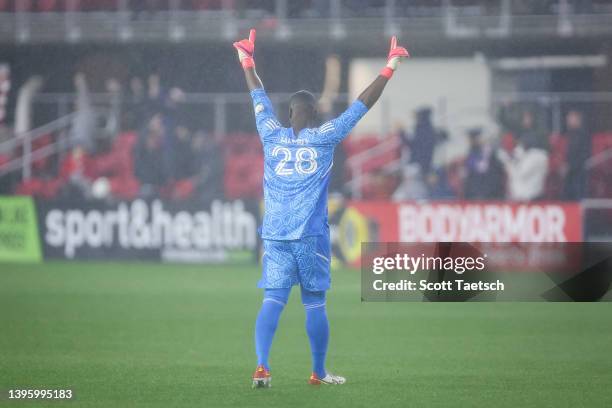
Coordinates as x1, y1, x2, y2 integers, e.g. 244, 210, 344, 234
223, 133, 263, 199
90, 131, 140, 199
7, 126, 611, 201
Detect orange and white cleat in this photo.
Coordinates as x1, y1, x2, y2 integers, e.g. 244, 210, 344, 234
308, 372, 346, 385
252, 365, 272, 388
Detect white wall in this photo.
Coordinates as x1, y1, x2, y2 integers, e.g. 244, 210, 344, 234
348, 57, 495, 162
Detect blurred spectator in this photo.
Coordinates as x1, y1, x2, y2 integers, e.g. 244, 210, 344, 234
563, 109, 591, 200
171, 125, 194, 180
463, 128, 505, 200
497, 137, 549, 201
104, 77, 122, 138
124, 77, 147, 130
403, 107, 437, 175
499, 106, 548, 151
426, 168, 455, 199
392, 165, 427, 201
191, 130, 222, 203
517, 110, 548, 150
58, 145, 91, 199
395, 107, 447, 200
145, 74, 165, 118
70, 73, 95, 151
133, 113, 168, 198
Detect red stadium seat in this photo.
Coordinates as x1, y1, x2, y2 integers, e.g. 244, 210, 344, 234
41, 177, 63, 199
224, 153, 263, 199
0, 153, 10, 169
113, 131, 138, 151
15, 0, 33, 12
223, 132, 262, 156
109, 176, 140, 200
37, 0, 58, 12
15, 179, 41, 196
15, 178, 46, 197
58, 150, 92, 181
87, 131, 138, 181
221, 133, 263, 199
344, 134, 401, 198
171, 179, 195, 200
31, 133, 54, 174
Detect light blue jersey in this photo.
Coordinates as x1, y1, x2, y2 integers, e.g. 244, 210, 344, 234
251, 88, 368, 241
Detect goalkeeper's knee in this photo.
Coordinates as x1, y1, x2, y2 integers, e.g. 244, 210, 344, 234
263, 288, 291, 307
301, 287, 326, 310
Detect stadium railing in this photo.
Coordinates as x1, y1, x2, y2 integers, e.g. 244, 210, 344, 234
1, 0, 612, 44
346, 135, 402, 199
0, 109, 109, 179
8, 90, 612, 201
37, 90, 612, 138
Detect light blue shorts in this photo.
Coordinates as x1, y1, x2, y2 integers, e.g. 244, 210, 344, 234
259, 235, 331, 292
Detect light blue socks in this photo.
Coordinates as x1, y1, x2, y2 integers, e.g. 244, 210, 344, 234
255, 288, 290, 369
254, 286, 329, 378
302, 287, 328, 378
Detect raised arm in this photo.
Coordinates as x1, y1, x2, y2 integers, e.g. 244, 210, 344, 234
357, 36, 410, 109
233, 29, 263, 91
318, 37, 410, 144
233, 29, 282, 142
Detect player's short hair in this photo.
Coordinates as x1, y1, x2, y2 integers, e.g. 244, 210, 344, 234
289, 90, 316, 108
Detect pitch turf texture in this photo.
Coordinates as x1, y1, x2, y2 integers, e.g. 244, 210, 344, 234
1, 262, 611, 408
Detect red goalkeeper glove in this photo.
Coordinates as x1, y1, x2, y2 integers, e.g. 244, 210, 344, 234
380, 36, 410, 79
233, 29, 256, 69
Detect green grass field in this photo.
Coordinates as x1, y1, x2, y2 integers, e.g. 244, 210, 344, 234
1, 262, 611, 408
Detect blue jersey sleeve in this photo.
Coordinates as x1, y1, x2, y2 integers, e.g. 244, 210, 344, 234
251, 88, 282, 143
317, 100, 368, 144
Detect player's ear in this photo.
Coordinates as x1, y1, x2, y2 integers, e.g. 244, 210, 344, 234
289, 106, 293, 120
311, 105, 318, 123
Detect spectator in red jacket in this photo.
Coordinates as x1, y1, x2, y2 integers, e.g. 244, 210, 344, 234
58, 145, 91, 199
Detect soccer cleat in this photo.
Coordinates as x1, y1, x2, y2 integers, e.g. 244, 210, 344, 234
308, 372, 346, 385
252, 365, 271, 388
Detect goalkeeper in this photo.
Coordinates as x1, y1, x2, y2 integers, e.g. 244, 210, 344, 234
234, 28, 409, 387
